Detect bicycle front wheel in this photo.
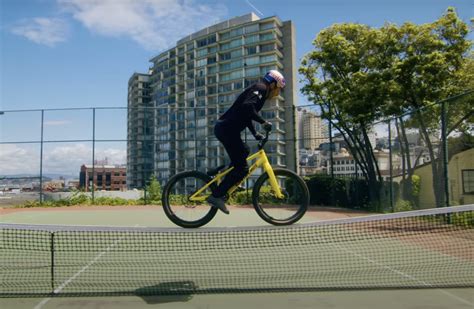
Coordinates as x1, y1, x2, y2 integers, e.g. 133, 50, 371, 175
252, 168, 309, 226
162, 171, 218, 228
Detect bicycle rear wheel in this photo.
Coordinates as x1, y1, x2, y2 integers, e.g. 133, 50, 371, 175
162, 171, 218, 228
252, 168, 309, 226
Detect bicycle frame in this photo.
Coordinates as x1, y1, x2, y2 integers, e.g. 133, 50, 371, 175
188, 148, 284, 202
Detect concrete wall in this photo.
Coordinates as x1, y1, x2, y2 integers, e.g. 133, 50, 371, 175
45, 190, 143, 201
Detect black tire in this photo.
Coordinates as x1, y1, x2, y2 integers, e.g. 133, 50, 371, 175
252, 168, 309, 226
162, 171, 218, 228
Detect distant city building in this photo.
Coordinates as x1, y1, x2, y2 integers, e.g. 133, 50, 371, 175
67, 180, 80, 190
297, 108, 328, 150
127, 13, 298, 185
327, 148, 402, 180
79, 165, 127, 191
43, 180, 65, 192
298, 149, 325, 175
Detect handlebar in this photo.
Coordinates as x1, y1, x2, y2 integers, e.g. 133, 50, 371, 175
257, 130, 270, 150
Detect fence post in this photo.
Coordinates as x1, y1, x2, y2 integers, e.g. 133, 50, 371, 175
194, 107, 198, 170
143, 106, 147, 205
441, 101, 450, 207
328, 102, 335, 206
39, 110, 44, 204
92, 108, 95, 204
388, 120, 394, 212
244, 128, 250, 204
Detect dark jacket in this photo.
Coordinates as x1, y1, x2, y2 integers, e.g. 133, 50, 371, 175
217, 82, 268, 135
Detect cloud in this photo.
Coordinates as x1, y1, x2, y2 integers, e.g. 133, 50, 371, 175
0, 145, 39, 175
57, 0, 228, 50
10, 17, 70, 47
0, 144, 126, 176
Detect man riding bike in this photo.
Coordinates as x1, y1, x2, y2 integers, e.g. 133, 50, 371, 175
207, 70, 286, 214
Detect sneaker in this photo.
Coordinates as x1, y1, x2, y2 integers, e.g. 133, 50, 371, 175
207, 195, 229, 215
235, 185, 246, 192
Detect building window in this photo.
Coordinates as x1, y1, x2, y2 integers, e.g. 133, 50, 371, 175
245, 34, 259, 44
196, 59, 207, 67
260, 22, 275, 31
219, 83, 233, 93
230, 27, 243, 37
220, 31, 230, 40
244, 24, 259, 34
462, 170, 474, 194
207, 76, 217, 84
220, 52, 231, 61
196, 48, 207, 57
244, 56, 259, 66
196, 78, 205, 87
245, 67, 260, 77
260, 43, 275, 52
260, 32, 276, 41
231, 49, 242, 58
246, 46, 257, 55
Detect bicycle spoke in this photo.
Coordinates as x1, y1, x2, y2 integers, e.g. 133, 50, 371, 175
164, 173, 215, 225
253, 169, 308, 225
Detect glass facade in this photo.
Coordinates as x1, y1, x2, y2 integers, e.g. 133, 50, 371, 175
128, 14, 296, 185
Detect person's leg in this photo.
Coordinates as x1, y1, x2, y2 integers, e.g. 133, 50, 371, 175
213, 136, 249, 198
208, 126, 249, 214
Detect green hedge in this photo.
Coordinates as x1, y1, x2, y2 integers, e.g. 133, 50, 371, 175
304, 175, 398, 211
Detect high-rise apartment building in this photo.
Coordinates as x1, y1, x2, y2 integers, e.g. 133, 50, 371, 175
128, 13, 298, 185
127, 73, 153, 188
298, 108, 328, 150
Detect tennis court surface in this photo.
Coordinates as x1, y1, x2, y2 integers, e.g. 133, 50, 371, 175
1, 205, 473, 298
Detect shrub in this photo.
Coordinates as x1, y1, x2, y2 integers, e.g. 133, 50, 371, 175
304, 175, 373, 210
145, 176, 162, 201
394, 199, 414, 212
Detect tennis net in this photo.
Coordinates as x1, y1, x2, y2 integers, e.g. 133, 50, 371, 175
1, 205, 473, 296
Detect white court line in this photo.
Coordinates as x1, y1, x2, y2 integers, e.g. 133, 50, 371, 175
330, 242, 473, 306
34, 224, 139, 309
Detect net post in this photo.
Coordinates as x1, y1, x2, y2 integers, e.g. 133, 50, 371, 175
50, 232, 55, 294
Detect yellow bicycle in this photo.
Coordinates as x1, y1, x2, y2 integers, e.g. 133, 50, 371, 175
162, 131, 309, 228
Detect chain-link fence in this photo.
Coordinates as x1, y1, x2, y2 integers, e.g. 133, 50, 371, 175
1, 91, 472, 211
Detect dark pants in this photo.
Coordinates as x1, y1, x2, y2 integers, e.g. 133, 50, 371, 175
213, 122, 249, 198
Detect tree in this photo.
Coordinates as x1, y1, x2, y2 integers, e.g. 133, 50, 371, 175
381, 8, 472, 207
300, 7, 472, 209
300, 23, 397, 209
146, 175, 162, 201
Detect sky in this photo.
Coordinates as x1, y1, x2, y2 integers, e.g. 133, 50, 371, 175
0, 0, 472, 177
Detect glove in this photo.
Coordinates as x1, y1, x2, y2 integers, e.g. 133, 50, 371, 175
263, 122, 272, 132
254, 132, 264, 141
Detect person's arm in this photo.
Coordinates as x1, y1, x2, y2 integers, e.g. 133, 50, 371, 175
243, 101, 266, 124
246, 119, 257, 136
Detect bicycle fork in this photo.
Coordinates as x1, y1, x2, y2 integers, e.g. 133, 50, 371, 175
259, 152, 285, 199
